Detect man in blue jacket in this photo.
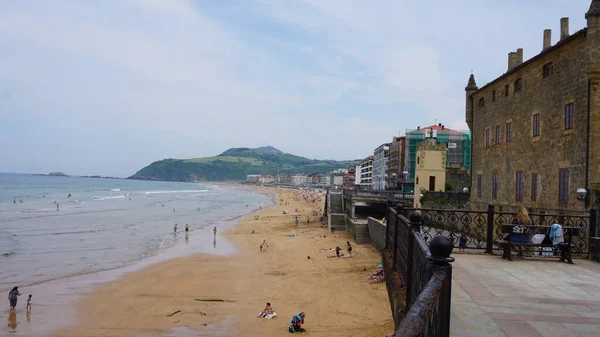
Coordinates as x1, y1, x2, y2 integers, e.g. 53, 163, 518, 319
289, 312, 306, 333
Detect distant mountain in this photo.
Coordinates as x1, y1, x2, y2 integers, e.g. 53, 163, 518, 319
128, 146, 356, 182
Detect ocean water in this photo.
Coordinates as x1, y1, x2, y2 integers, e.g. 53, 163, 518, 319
0, 173, 271, 292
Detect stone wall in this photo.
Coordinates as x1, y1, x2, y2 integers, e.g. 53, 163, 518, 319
446, 167, 471, 192
468, 32, 589, 212
346, 217, 371, 244
367, 217, 386, 252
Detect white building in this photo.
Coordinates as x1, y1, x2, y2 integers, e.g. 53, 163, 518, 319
259, 175, 274, 184
372, 143, 390, 190
246, 174, 261, 183
290, 174, 307, 186
333, 175, 344, 186
357, 157, 374, 189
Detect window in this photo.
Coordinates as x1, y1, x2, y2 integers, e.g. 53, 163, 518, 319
559, 169, 569, 203
565, 103, 574, 130
532, 114, 540, 137
417, 156, 420, 164
477, 175, 482, 198
515, 171, 523, 201
504, 84, 509, 97
531, 173, 538, 201
492, 90, 497, 102
514, 78, 522, 93
492, 173, 499, 200
485, 129, 490, 148
479, 97, 485, 108
506, 122, 512, 143
495, 125, 501, 145
543, 62, 553, 78
416, 176, 419, 185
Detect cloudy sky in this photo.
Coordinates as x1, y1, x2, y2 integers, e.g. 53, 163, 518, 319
0, 0, 591, 177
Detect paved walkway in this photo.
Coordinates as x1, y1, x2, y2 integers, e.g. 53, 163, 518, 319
450, 254, 600, 337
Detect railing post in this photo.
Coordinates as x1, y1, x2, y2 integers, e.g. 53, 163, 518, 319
486, 204, 495, 254
405, 211, 421, 311
392, 210, 401, 271
427, 235, 455, 337
590, 208, 598, 238
385, 207, 391, 249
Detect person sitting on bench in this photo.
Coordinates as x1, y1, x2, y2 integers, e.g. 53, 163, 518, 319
509, 206, 534, 256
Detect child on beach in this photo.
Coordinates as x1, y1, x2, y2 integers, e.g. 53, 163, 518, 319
346, 242, 353, 257
26, 294, 32, 313
261, 240, 269, 252
174, 224, 177, 233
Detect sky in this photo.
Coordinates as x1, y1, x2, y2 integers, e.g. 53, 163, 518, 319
0, 0, 592, 177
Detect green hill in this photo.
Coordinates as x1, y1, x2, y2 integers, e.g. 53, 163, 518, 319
128, 146, 358, 182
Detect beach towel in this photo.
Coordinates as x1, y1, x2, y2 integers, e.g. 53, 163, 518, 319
258, 312, 277, 319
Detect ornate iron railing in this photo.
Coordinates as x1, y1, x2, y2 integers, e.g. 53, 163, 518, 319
403, 205, 596, 255
384, 206, 454, 337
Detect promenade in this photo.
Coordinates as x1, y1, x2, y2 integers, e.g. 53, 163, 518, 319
450, 255, 600, 337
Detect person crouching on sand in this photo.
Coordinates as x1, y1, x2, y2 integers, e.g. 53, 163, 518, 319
289, 312, 306, 333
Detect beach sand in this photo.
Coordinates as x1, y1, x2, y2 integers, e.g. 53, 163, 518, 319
56, 187, 393, 337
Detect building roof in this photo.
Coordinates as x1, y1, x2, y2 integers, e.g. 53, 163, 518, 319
407, 124, 466, 136
471, 28, 586, 95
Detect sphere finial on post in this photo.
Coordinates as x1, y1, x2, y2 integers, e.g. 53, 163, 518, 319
428, 235, 455, 265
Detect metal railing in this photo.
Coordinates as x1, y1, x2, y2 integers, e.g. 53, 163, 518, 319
384, 206, 454, 337
401, 205, 597, 255
344, 188, 414, 200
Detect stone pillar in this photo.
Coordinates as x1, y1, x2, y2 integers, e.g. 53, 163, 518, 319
586, 2, 600, 192
543, 29, 552, 50
560, 17, 570, 40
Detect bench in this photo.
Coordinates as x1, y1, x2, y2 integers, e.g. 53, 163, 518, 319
494, 224, 579, 264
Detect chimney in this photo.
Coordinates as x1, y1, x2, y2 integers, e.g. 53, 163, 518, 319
508, 51, 518, 71
516, 48, 523, 66
543, 29, 552, 50
560, 17, 569, 40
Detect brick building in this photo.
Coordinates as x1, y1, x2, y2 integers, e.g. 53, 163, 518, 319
386, 136, 406, 190
466, 1, 600, 211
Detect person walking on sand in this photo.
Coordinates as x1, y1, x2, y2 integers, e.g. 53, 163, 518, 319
213, 227, 217, 236
185, 224, 189, 234
289, 312, 306, 333
174, 224, 178, 233
346, 242, 353, 257
261, 239, 269, 252
8, 287, 22, 310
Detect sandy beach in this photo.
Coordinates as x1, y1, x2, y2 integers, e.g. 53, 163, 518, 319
56, 186, 393, 337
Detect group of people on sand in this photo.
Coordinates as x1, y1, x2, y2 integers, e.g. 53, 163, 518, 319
8, 287, 32, 313
323, 242, 352, 258
257, 302, 306, 333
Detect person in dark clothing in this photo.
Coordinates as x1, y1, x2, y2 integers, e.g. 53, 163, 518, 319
335, 246, 342, 257
346, 242, 352, 257
8, 287, 22, 310
289, 312, 306, 333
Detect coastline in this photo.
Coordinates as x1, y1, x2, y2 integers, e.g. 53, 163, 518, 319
54, 186, 393, 337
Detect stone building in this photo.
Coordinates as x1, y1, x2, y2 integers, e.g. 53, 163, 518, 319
466, 1, 600, 212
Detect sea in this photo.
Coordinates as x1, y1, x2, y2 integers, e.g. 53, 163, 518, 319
0, 173, 272, 336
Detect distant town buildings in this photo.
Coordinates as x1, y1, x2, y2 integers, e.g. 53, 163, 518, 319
467, 2, 600, 211
344, 164, 357, 188
372, 143, 390, 190
357, 156, 374, 189
386, 136, 406, 190
245, 172, 346, 187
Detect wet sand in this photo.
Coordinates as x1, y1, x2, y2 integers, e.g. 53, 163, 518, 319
55, 186, 393, 337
